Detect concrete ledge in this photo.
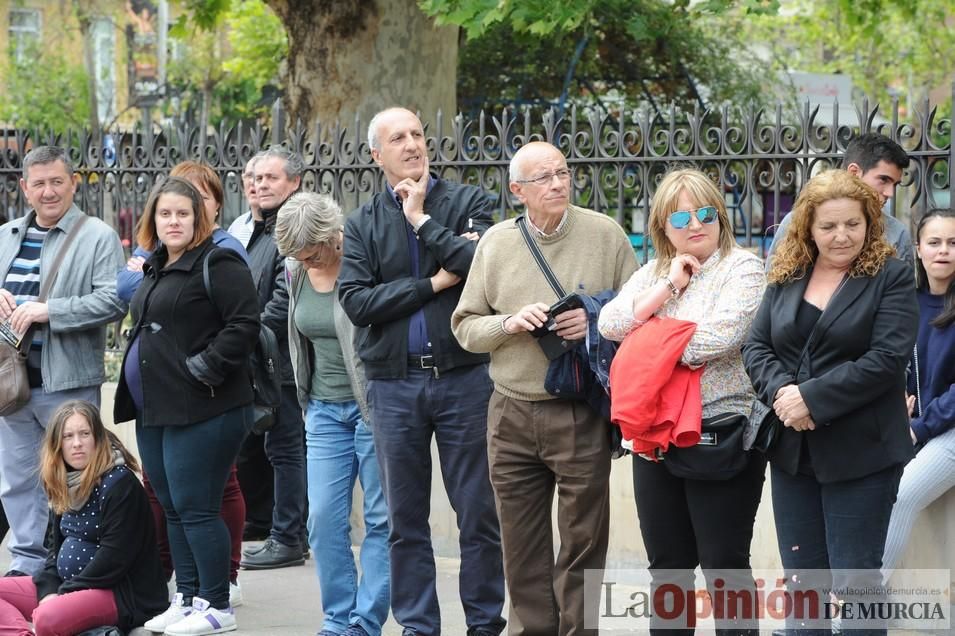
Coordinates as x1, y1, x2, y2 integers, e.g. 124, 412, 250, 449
101, 384, 955, 577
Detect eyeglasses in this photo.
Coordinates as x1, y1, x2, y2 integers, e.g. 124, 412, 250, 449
669, 206, 718, 229
516, 168, 573, 186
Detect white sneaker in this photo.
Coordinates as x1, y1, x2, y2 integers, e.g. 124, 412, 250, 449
164, 597, 236, 636
229, 580, 243, 607
143, 593, 193, 632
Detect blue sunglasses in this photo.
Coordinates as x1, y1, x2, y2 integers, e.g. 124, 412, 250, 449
669, 206, 718, 229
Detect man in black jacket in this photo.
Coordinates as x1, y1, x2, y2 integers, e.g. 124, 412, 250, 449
236, 147, 307, 570
339, 108, 506, 636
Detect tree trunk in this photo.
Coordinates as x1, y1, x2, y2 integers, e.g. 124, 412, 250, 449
74, 2, 101, 138
265, 0, 457, 128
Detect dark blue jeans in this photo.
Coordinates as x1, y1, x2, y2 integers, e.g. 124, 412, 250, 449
137, 405, 252, 609
771, 462, 903, 636
367, 364, 506, 636
264, 385, 306, 547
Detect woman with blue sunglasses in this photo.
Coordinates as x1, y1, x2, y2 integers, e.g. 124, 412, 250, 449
599, 167, 766, 634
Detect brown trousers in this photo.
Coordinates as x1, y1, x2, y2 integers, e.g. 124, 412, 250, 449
487, 391, 611, 636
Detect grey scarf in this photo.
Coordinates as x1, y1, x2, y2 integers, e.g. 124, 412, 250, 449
66, 448, 126, 512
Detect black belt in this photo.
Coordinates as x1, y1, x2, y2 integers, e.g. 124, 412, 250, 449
408, 354, 436, 369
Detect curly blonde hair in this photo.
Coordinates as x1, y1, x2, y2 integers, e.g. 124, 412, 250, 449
768, 170, 894, 284
648, 168, 735, 276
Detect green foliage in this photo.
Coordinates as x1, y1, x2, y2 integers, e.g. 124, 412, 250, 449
743, 0, 955, 109
423, 0, 781, 39
172, 0, 233, 33
0, 41, 91, 131
421, 0, 600, 39
442, 0, 773, 112
221, 0, 288, 92
165, 0, 287, 123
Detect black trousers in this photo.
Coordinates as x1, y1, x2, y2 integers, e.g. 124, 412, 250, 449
632, 452, 767, 635
236, 430, 274, 534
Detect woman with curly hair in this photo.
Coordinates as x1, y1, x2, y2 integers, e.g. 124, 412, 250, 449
743, 170, 918, 635
0, 400, 166, 635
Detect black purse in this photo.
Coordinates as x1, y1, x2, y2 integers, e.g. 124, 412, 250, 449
662, 412, 749, 480
514, 215, 627, 458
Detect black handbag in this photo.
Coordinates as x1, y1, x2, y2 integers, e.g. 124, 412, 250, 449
745, 398, 781, 453
662, 412, 749, 480
514, 215, 627, 458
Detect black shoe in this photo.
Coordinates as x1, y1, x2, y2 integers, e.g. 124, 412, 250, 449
241, 541, 267, 558
302, 543, 311, 560
3, 570, 28, 577
239, 537, 305, 570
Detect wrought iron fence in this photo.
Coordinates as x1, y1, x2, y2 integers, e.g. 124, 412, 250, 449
2, 93, 952, 260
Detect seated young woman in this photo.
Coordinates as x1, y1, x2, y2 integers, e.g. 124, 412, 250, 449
0, 400, 167, 635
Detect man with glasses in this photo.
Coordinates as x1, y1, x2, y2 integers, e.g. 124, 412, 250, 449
228, 151, 266, 248
230, 150, 276, 548
237, 147, 309, 571
338, 107, 505, 636
452, 141, 637, 635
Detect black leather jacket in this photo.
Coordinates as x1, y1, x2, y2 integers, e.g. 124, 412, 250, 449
339, 177, 495, 379
245, 204, 295, 385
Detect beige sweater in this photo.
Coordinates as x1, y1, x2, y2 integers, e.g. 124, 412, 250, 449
452, 205, 638, 401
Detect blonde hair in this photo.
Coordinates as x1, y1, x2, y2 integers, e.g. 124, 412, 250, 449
40, 401, 140, 515
648, 168, 735, 276
768, 170, 893, 284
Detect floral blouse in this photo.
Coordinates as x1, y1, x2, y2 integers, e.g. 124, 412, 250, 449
598, 247, 766, 417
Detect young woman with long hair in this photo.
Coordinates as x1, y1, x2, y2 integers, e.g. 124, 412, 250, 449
0, 400, 166, 635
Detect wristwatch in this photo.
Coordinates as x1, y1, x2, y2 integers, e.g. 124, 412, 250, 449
412, 214, 431, 234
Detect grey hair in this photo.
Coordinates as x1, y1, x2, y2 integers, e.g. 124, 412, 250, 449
261, 147, 305, 180
367, 107, 414, 152
508, 151, 526, 184
22, 146, 74, 179
244, 150, 267, 173
275, 192, 344, 258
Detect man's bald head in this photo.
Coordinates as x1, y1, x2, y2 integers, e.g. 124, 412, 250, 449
509, 142, 565, 184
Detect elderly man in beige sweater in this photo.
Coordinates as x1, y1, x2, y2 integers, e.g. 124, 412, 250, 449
452, 141, 637, 636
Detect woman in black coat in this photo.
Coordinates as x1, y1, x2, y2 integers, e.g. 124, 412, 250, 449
743, 170, 917, 635
114, 177, 259, 636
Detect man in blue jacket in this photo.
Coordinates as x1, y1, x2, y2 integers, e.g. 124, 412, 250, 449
339, 107, 505, 636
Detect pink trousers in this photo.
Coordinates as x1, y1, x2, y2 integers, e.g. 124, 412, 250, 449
0, 576, 118, 636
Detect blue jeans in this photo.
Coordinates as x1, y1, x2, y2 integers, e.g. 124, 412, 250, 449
137, 405, 252, 609
306, 399, 390, 636
367, 364, 505, 636
771, 462, 903, 636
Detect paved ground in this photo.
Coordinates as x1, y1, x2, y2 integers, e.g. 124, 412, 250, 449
226, 549, 469, 635
0, 539, 469, 636
0, 539, 941, 634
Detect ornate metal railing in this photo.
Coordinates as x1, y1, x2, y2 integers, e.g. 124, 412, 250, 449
2, 93, 952, 256
2, 93, 951, 357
